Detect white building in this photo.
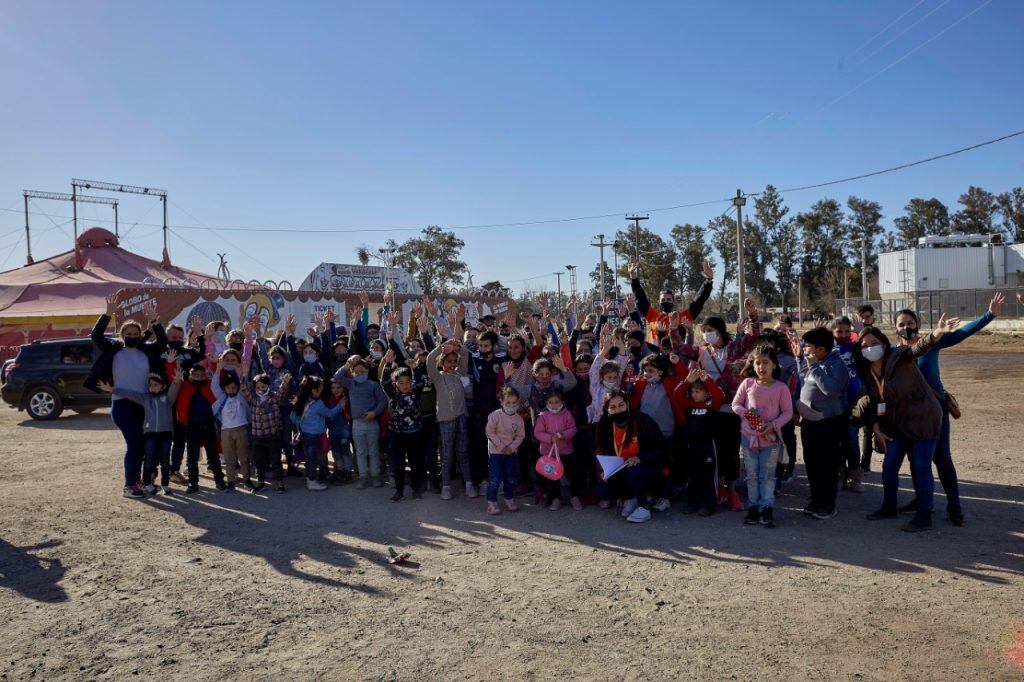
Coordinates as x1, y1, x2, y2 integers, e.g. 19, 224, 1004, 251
878, 234, 1024, 299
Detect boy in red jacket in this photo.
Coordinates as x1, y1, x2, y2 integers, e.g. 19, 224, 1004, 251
173, 363, 226, 493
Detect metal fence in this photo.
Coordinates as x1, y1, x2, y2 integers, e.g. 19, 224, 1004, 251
836, 287, 1024, 328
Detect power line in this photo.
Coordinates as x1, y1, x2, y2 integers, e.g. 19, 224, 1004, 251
1, 125, 1021, 239
819, 0, 993, 114
859, 0, 956, 63
845, 0, 928, 61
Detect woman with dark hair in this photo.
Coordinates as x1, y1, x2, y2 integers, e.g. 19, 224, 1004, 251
595, 390, 668, 523
852, 314, 957, 531
889, 293, 1004, 526
87, 300, 168, 498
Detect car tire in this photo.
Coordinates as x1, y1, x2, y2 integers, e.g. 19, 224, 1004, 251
26, 386, 64, 420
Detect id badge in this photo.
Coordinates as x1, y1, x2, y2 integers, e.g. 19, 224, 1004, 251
877, 402, 887, 416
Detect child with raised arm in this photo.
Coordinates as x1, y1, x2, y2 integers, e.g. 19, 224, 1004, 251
671, 368, 726, 516
332, 356, 388, 489
211, 362, 251, 491
485, 387, 526, 514
239, 362, 291, 492
427, 338, 474, 500
381, 359, 426, 501
290, 376, 344, 491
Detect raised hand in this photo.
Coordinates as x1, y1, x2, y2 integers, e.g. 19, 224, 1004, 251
685, 368, 700, 383
551, 354, 567, 373
284, 314, 298, 336
702, 259, 714, 280
190, 314, 203, 336
97, 380, 114, 393
383, 348, 396, 365
165, 348, 179, 365
989, 292, 1005, 317
324, 309, 337, 325
386, 311, 398, 329
669, 352, 680, 365
627, 257, 640, 280
358, 291, 370, 307
932, 313, 954, 338
501, 361, 515, 379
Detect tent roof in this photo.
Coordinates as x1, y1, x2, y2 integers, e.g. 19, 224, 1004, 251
0, 227, 213, 318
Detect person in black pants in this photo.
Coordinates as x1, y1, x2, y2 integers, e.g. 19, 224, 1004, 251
173, 364, 226, 493
381, 363, 426, 501
797, 327, 850, 520
671, 369, 727, 515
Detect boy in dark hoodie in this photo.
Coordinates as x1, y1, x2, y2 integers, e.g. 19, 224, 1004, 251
174, 363, 226, 493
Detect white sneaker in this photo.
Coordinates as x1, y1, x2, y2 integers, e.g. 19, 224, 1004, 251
626, 506, 652, 523
143, 484, 157, 495
653, 497, 671, 512
440, 486, 453, 500
465, 482, 479, 499
621, 498, 639, 518
161, 485, 173, 495
306, 479, 328, 491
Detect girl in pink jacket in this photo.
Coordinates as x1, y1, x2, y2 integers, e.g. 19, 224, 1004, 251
731, 345, 793, 528
485, 387, 526, 515
533, 389, 580, 511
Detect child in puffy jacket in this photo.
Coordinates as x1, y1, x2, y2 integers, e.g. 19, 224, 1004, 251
485, 387, 526, 515
533, 389, 580, 511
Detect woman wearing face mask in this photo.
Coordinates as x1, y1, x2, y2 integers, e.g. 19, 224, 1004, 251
888, 293, 1004, 526
596, 391, 668, 523
676, 298, 761, 511
87, 300, 168, 498
852, 315, 957, 531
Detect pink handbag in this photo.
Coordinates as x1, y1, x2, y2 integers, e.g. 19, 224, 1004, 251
535, 442, 564, 481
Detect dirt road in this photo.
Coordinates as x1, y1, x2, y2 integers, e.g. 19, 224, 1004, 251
1, 340, 1022, 680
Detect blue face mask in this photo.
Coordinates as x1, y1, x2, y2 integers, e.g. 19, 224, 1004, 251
354, 373, 369, 384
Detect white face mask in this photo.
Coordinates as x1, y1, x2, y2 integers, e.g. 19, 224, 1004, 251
548, 405, 563, 414
303, 352, 318, 364
861, 345, 885, 362
602, 379, 618, 391
370, 349, 384, 360
502, 404, 519, 416
256, 386, 270, 398
703, 330, 720, 346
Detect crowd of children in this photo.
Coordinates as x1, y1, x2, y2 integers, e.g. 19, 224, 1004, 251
92, 263, 1009, 532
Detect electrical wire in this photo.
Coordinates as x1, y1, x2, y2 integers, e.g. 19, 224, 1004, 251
169, 200, 289, 280
859, 0, 956, 63
845, 0, 928, 61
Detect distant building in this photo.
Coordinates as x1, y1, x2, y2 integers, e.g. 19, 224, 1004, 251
878, 233, 1024, 300
299, 262, 422, 295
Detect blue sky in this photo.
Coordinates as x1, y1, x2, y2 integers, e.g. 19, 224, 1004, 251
1, 1, 1022, 292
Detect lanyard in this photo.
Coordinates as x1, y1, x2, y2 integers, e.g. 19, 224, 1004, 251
870, 370, 885, 399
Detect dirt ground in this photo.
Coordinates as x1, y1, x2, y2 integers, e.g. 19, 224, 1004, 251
2, 334, 1023, 681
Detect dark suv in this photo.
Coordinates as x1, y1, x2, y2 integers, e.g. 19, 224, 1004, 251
1, 338, 110, 420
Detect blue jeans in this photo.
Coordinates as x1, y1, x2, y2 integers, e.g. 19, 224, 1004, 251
143, 432, 173, 487
928, 408, 961, 514
300, 432, 324, 481
883, 436, 936, 512
742, 438, 780, 509
487, 453, 519, 501
111, 399, 145, 486
329, 424, 352, 472
352, 419, 381, 479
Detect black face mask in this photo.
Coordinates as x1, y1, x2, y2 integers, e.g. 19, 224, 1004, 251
334, 352, 348, 362
229, 342, 243, 352
480, 350, 493, 360
167, 340, 185, 350
629, 345, 643, 357
123, 337, 141, 349
897, 327, 918, 340
660, 301, 674, 313
191, 377, 205, 385
612, 415, 629, 428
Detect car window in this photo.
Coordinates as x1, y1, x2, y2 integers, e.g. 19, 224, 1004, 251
61, 344, 94, 365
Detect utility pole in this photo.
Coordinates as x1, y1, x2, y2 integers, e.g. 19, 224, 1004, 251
23, 194, 32, 265
554, 272, 563, 311
733, 190, 747, 306
797, 276, 803, 326
626, 214, 649, 261
590, 234, 609, 302
844, 269, 850, 315
854, 237, 868, 300
565, 265, 578, 318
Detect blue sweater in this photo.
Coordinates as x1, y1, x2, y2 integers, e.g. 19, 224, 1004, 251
331, 368, 388, 420
291, 400, 343, 435
798, 351, 849, 419
916, 311, 993, 393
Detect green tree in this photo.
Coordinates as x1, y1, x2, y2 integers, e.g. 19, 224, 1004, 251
394, 226, 467, 295
752, 185, 798, 310
951, 185, 998, 235
796, 199, 846, 305
772, 218, 800, 311
587, 260, 613, 300
613, 226, 680, 298
893, 197, 950, 246
669, 223, 711, 293
708, 214, 737, 302
996, 187, 1024, 242
844, 196, 884, 296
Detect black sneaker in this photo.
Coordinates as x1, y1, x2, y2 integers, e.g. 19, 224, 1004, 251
244, 478, 255, 490
760, 507, 775, 528
948, 510, 964, 526
391, 491, 404, 502
215, 481, 227, 492
903, 512, 932, 532
811, 507, 837, 520
803, 502, 818, 517
185, 484, 199, 494
860, 458, 872, 473
286, 464, 301, 478
225, 481, 236, 492
275, 481, 286, 494
898, 498, 919, 514
252, 480, 265, 493
866, 507, 898, 520
697, 507, 714, 517
774, 481, 783, 496
685, 504, 701, 515
744, 507, 761, 525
